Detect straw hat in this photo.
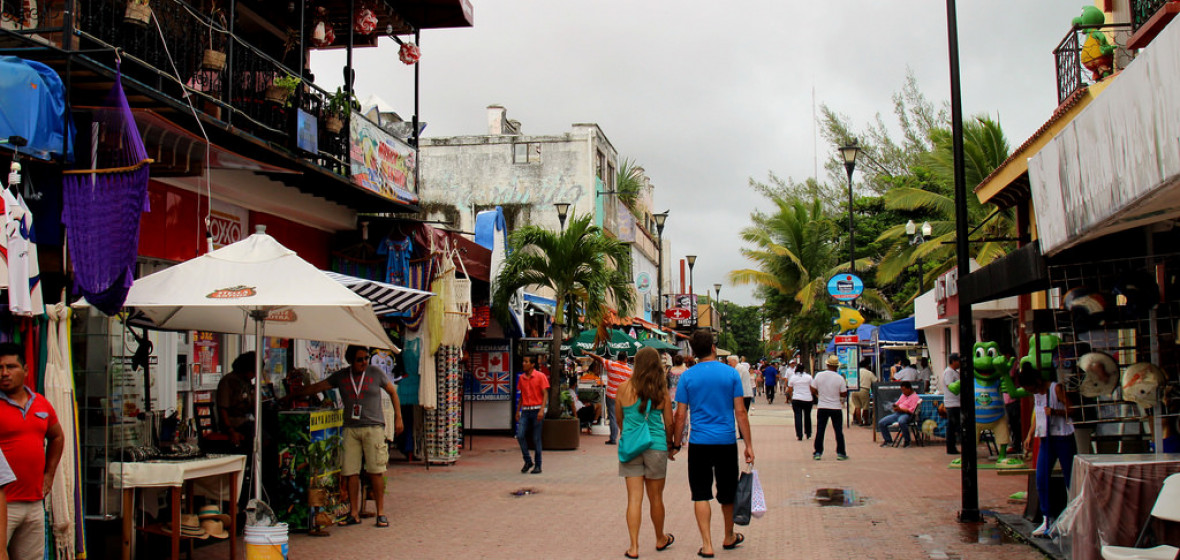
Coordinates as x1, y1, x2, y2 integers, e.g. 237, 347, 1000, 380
164, 514, 209, 539
197, 505, 231, 539
826, 355, 840, 367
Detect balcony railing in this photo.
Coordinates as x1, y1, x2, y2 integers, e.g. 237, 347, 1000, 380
1133, 0, 1171, 30
1053, 22, 1134, 105
74, 0, 350, 176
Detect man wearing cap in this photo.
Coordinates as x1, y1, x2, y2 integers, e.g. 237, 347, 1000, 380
811, 355, 849, 460
0, 342, 64, 560
939, 353, 963, 454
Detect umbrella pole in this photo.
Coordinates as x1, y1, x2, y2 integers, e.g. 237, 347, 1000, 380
250, 311, 267, 503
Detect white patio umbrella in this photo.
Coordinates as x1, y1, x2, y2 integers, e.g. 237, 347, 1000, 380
104, 225, 397, 501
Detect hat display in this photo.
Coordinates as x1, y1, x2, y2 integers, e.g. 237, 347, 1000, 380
198, 504, 232, 539
826, 355, 840, 367
163, 514, 209, 539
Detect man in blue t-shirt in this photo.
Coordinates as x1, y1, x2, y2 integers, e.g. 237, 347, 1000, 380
762, 361, 780, 404
673, 330, 755, 557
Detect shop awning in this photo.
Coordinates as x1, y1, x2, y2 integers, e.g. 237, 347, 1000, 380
323, 271, 434, 315
878, 317, 919, 346
0, 56, 74, 161
826, 323, 877, 352
960, 241, 1047, 304
640, 338, 680, 351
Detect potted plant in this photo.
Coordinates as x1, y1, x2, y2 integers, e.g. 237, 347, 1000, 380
265, 74, 301, 105
324, 87, 354, 134
124, 0, 152, 26
201, 6, 227, 71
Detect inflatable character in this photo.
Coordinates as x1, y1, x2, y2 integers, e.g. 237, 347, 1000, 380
833, 305, 865, 332
949, 341, 1027, 467
1019, 333, 1060, 375
1074, 6, 1115, 81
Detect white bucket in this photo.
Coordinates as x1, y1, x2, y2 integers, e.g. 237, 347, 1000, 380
245, 523, 288, 560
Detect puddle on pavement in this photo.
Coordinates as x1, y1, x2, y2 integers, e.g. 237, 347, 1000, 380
813, 487, 864, 507
510, 487, 540, 497
957, 522, 1016, 545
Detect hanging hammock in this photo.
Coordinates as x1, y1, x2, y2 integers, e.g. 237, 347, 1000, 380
440, 246, 471, 347
62, 62, 151, 315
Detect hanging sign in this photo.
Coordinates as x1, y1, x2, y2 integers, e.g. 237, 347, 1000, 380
468, 341, 512, 401
665, 308, 691, 320
635, 271, 652, 293
827, 274, 864, 301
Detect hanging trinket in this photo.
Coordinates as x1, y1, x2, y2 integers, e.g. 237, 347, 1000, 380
354, 6, 377, 35
398, 41, 420, 65
311, 6, 335, 48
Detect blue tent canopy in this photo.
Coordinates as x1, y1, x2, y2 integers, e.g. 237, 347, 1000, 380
826, 323, 877, 352
0, 56, 74, 161
878, 316, 919, 345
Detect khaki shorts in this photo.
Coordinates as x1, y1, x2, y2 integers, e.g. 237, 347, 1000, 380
976, 415, 1011, 446
342, 425, 388, 476
618, 448, 669, 479
850, 389, 871, 410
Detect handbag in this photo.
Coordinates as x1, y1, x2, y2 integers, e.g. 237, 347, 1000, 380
618, 400, 654, 462
734, 466, 754, 526
750, 469, 766, 519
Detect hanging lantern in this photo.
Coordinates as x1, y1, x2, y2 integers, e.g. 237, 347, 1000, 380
311, 7, 335, 48
398, 41, 420, 65
354, 7, 377, 35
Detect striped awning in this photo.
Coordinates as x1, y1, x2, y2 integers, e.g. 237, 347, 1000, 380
323, 271, 434, 315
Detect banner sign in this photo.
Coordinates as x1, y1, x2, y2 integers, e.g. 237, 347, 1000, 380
468, 341, 512, 401
836, 345, 860, 390
350, 112, 419, 206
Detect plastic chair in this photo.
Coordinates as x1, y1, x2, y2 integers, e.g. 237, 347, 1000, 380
1100, 473, 1180, 560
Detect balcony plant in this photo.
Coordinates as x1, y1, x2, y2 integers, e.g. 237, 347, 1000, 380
124, 0, 152, 26
201, 6, 228, 71
265, 74, 301, 106
324, 87, 355, 134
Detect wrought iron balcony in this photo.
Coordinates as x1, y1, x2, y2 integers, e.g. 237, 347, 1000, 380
73, 0, 350, 176
1133, 0, 1171, 29
1053, 22, 1134, 105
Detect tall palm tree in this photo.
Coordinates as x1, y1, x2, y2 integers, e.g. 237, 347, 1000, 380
875, 115, 1016, 290
492, 213, 634, 418
730, 196, 891, 366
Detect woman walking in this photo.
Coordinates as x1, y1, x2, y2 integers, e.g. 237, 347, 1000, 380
787, 365, 815, 440
617, 347, 676, 558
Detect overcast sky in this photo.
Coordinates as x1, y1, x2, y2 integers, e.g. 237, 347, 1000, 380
313, 0, 1075, 307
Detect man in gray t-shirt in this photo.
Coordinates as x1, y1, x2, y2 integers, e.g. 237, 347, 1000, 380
294, 346, 403, 528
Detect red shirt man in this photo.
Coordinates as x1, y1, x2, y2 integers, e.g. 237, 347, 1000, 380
590, 353, 633, 445
516, 356, 549, 474
0, 343, 64, 560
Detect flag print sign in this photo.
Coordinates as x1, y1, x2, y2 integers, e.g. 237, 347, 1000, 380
468, 342, 512, 401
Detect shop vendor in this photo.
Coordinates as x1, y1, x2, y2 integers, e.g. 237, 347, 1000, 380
290, 345, 404, 528
217, 352, 257, 448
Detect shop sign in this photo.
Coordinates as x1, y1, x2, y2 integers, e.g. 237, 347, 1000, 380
836, 344, 860, 390
209, 199, 249, 248
468, 341, 512, 401
834, 335, 857, 344
666, 307, 690, 320
827, 274, 864, 302
935, 267, 959, 320
635, 271, 652, 293
309, 408, 344, 431
349, 112, 419, 206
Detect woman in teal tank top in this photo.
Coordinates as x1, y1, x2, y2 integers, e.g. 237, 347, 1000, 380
616, 347, 676, 558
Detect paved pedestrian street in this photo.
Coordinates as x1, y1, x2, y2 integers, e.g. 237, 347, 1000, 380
194, 397, 1044, 560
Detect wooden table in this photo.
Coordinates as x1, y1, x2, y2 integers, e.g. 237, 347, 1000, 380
109, 454, 246, 560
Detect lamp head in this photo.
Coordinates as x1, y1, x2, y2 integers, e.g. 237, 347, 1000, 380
921, 221, 933, 237
839, 140, 860, 176
653, 211, 668, 233
713, 283, 722, 296
686, 255, 697, 269
554, 202, 570, 220
905, 220, 916, 235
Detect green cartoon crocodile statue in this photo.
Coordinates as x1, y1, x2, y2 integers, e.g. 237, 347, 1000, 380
949, 341, 1028, 467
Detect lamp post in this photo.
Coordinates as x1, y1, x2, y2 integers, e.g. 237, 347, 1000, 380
839, 141, 861, 274
905, 220, 933, 294
713, 283, 722, 334
686, 255, 697, 328
653, 212, 668, 327
554, 202, 570, 232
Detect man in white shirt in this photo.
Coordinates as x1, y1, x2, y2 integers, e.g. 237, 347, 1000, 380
939, 353, 962, 454
893, 358, 919, 383
810, 355, 849, 460
731, 356, 753, 412
917, 357, 933, 390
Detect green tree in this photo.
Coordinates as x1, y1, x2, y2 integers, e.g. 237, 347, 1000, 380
729, 196, 891, 367
492, 213, 634, 418
716, 301, 766, 361
615, 158, 643, 209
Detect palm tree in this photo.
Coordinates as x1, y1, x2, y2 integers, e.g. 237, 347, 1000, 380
492, 213, 634, 418
615, 158, 644, 209
730, 196, 891, 366
875, 115, 1017, 292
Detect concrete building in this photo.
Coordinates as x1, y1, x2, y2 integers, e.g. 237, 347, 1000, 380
419, 105, 668, 321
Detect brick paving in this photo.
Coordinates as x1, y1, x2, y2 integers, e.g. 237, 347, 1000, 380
193, 395, 1046, 560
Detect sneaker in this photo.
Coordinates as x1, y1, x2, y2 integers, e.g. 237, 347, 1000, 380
520, 463, 533, 473
1032, 518, 1050, 538
530, 465, 542, 474
837, 454, 849, 461
813, 453, 822, 460
880, 442, 892, 447
605, 440, 617, 445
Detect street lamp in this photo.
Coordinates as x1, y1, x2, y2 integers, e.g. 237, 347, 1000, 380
713, 283, 722, 334
839, 140, 861, 274
554, 202, 570, 232
653, 211, 668, 327
906, 220, 933, 293
686, 255, 697, 327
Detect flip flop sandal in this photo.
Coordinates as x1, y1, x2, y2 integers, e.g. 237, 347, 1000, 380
697, 549, 714, 558
337, 516, 361, 526
624, 553, 638, 559
722, 533, 745, 550
375, 515, 390, 528
656, 533, 675, 551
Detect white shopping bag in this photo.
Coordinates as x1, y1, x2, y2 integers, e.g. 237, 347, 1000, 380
751, 469, 767, 518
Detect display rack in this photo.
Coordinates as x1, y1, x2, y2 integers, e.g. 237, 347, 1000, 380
423, 345, 463, 464
1047, 254, 1180, 452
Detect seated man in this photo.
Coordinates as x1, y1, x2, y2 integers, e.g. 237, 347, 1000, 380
878, 382, 921, 447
